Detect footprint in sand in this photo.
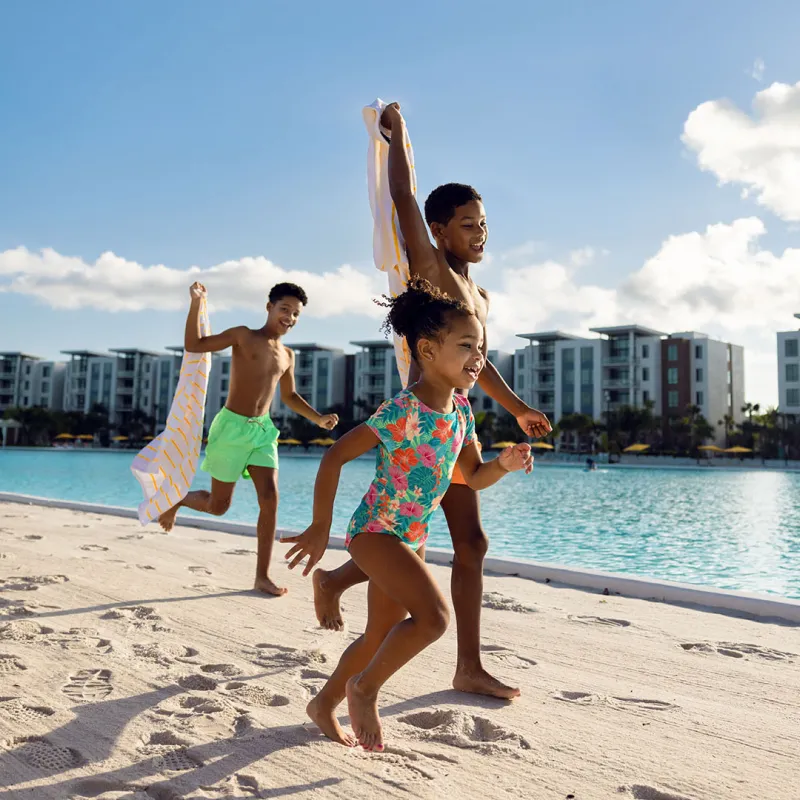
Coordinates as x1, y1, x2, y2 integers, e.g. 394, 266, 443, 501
136, 564, 156, 571
177, 674, 218, 691
139, 731, 204, 771
79, 544, 108, 552
0, 574, 68, 592
61, 669, 113, 703
23, 535, 43, 540
352, 745, 444, 787
480, 644, 537, 669
100, 605, 167, 631
245, 643, 328, 671
131, 642, 199, 667
400, 709, 531, 755
299, 668, 330, 698
620, 784, 695, 800
607, 696, 680, 714
117, 533, 144, 540
189, 566, 212, 576
569, 615, 631, 628
553, 690, 602, 705
200, 663, 242, 677
65, 524, 90, 529
223, 548, 255, 556
0, 654, 27, 672
0, 698, 56, 723
46, 628, 113, 655
2, 735, 83, 771
223, 680, 290, 707
0, 552, 14, 560
185, 582, 216, 593
481, 592, 536, 614
679, 641, 795, 662
0, 620, 55, 642
200, 774, 264, 797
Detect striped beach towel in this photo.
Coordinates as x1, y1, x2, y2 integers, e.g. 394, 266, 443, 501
362, 98, 418, 389
131, 299, 211, 524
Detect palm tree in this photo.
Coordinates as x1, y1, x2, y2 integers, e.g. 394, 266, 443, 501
717, 413, 735, 449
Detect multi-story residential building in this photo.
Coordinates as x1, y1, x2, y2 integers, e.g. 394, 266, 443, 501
109, 348, 163, 427
152, 347, 185, 430
352, 340, 402, 417
778, 315, 800, 421
469, 350, 514, 415
61, 350, 115, 415
514, 332, 580, 420
270, 344, 347, 423
0, 353, 66, 412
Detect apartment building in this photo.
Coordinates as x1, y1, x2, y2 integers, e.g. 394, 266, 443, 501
352, 340, 402, 417
270, 343, 347, 422
777, 315, 800, 420
0, 353, 66, 412
469, 350, 514, 415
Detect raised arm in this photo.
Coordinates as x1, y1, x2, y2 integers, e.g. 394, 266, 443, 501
282, 424, 379, 574
381, 103, 438, 278
456, 440, 533, 492
279, 349, 338, 430
183, 282, 245, 353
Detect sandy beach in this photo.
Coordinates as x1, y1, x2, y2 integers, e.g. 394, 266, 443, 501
0, 500, 797, 799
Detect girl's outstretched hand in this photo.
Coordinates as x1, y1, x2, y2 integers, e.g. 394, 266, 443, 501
498, 443, 533, 475
282, 523, 330, 577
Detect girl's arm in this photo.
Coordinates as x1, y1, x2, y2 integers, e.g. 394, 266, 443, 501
456, 441, 533, 492
283, 423, 379, 575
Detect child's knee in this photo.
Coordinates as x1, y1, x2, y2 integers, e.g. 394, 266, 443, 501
453, 528, 488, 566
209, 495, 232, 516
418, 601, 450, 641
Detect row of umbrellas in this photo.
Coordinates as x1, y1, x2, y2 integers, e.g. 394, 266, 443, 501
490, 441, 554, 450
623, 443, 753, 454
54, 433, 136, 442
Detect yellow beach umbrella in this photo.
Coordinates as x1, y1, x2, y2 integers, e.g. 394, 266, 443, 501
309, 437, 336, 446
724, 446, 752, 454
77, 434, 94, 441
55, 433, 75, 440
490, 441, 519, 449
531, 442, 554, 450
143, 435, 154, 441
278, 438, 302, 446
112, 435, 129, 442
698, 444, 723, 452
623, 443, 650, 453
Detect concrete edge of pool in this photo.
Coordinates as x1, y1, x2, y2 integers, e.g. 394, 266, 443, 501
2, 490, 799, 625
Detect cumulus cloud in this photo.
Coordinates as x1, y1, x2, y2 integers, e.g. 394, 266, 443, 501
682, 80, 800, 221
749, 58, 765, 82
487, 218, 799, 406
0, 247, 385, 318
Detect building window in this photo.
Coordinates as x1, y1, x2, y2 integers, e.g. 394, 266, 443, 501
696, 368, 703, 382
518, 374, 524, 389
516, 352, 525, 368
642, 344, 649, 359
221, 379, 229, 392
787, 363, 800, 383
787, 389, 800, 407
642, 390, 650, 403
668, 391, 679, 409
222, 361, 231, 375
696, 391, 704, 406
695, 345, 703, 360
667, 344, 678, 362
642, 367, 650, 382
785, 339, 799, 358
667, 367, 678, 385
42, 365, 51, 378
41, 381, 49, 394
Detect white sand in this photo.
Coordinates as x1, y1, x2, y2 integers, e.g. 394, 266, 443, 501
0, 500, 797, 799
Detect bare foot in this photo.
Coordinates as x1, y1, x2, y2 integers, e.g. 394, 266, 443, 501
254, 575, 288, 596
453, 666, 520, 700
158, 503, 180, 532
346, 676, 383, 751
307, 696, 356, 747
313, 569, 344, 631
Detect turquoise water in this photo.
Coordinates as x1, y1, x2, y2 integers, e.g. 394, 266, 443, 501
1, 449, 799, 600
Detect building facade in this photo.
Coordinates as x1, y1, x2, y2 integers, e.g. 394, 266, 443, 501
467, 350, 514, 415
352, 340, 403, 417
0, 353, 66, 412
777, 315, 800, 420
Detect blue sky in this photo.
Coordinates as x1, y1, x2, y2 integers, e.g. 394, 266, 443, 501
2, 1, 800, 405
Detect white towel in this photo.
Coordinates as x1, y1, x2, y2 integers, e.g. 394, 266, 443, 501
362, 98, 418, 389
131, 298, 211, 525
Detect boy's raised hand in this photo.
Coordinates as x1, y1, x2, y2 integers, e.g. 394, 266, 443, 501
317, 413, 339, 431
189, 281, 207, 300
498, 443, 533, 475
283, 523, 330, 577
380, 102, 403, 131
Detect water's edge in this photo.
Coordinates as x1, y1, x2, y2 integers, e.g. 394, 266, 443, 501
2, 490, 799, 625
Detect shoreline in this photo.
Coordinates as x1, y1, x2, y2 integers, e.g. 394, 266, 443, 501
2, 490, 799, 624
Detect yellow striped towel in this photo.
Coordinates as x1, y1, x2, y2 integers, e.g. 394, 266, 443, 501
131, 298, 211, 524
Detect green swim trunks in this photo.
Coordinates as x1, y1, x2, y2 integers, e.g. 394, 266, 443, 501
201, 407, 279, 482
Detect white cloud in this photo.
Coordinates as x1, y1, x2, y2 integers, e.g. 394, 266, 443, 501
487, 218, 800, 407
682, 80, 800, 221
749, 58, 765, 82
0, 247, 385, 318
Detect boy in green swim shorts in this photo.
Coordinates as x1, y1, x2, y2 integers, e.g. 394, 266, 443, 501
158, 281, 338, 596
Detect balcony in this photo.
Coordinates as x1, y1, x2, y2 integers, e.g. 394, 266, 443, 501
603, 353, 635, 366
602, 378, 632, 389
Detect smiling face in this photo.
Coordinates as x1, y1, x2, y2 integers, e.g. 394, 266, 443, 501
417, 312, 485, 391
432, 199, 488, 264
266, 295, 303, 336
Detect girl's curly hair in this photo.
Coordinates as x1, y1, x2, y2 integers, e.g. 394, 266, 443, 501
377, 276, 473, 361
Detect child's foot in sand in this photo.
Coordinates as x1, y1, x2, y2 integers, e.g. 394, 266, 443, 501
158, 503, 180, 532
307, 696, 356, 747
313, 569, 344, 631
346, 676, 384, 751
453, 666, 520, 700
254, 576, 288, 596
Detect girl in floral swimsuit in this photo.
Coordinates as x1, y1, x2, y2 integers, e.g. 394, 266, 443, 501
284, 277, 533, 751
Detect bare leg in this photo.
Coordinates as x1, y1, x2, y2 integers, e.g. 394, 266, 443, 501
248, 466, 286, 597
312, 560, 366, 631
345, 538, 448, 750
308, 574, 409, 746
158, 478, 235, 532
440, 484, 520, 700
